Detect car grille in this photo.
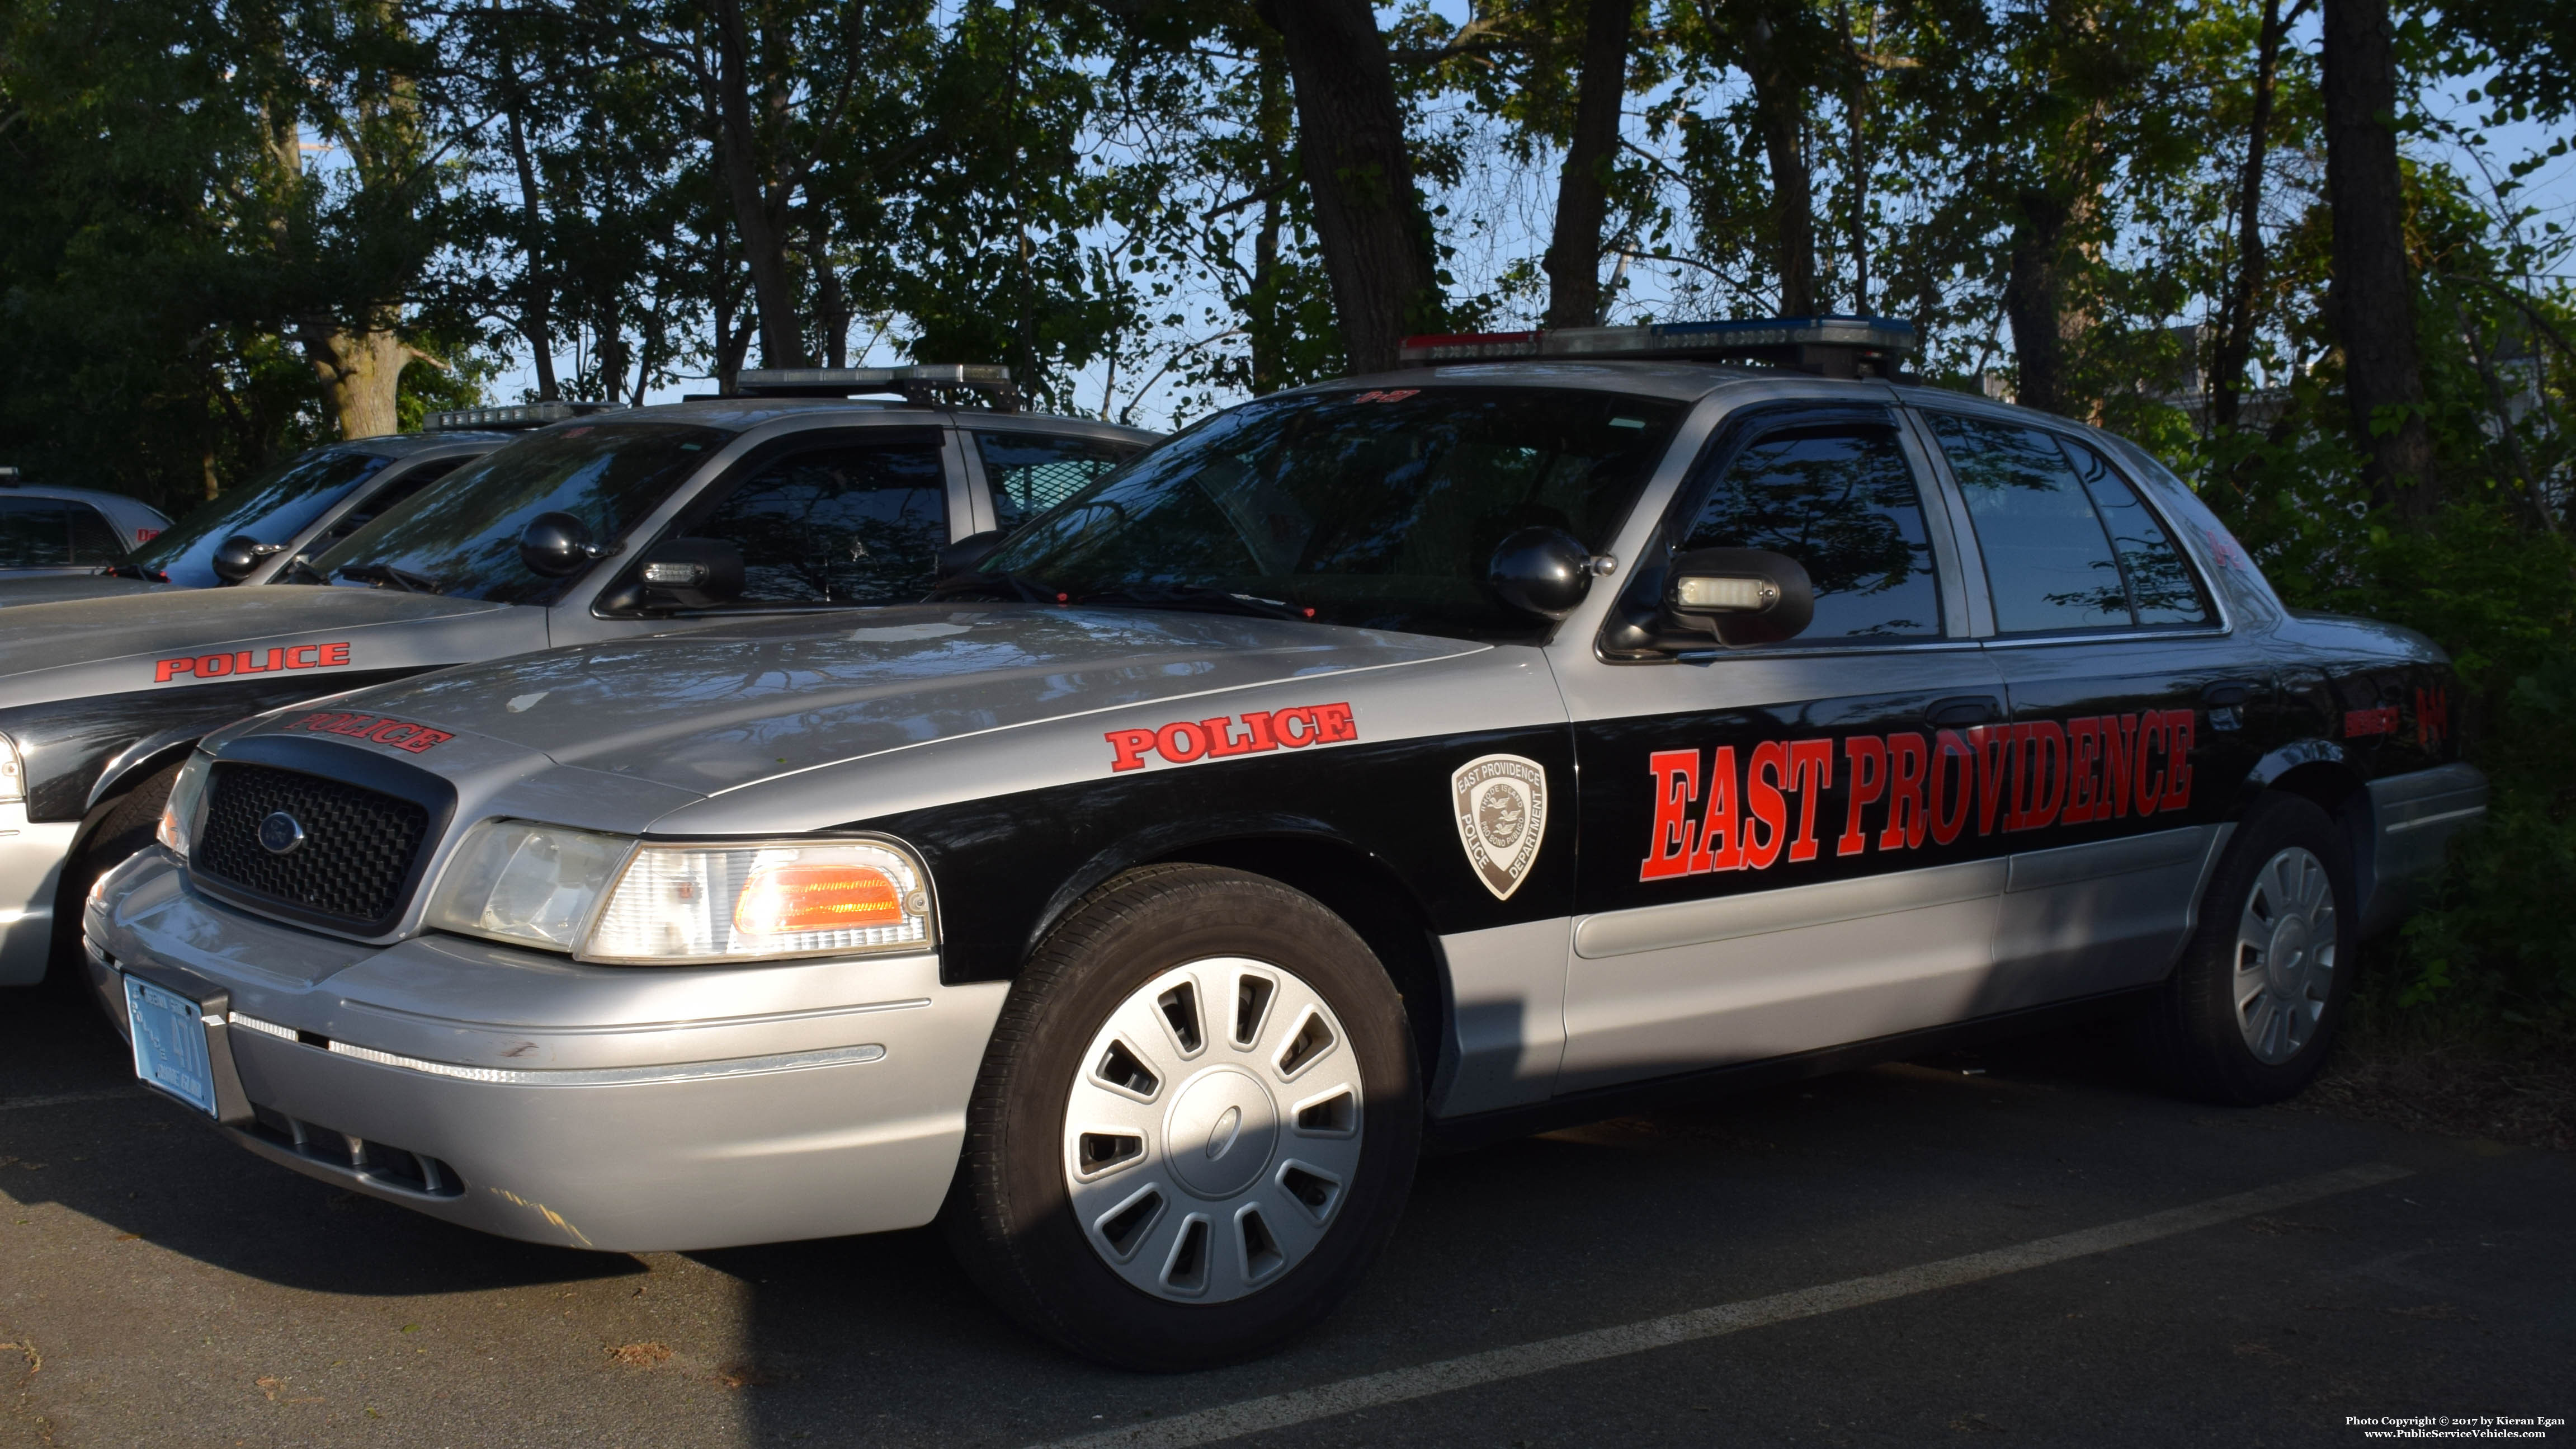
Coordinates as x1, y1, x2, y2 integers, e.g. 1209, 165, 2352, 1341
194, 763, 431, 928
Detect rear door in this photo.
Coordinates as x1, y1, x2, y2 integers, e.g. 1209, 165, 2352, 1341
1912, 405, 2271, 1006
1552, 399, 2013, 1094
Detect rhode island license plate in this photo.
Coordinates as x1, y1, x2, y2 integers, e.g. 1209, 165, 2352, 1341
125, 974, 219, 1116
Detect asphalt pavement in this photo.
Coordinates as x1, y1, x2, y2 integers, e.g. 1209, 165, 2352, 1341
2, 975, 2566, 1449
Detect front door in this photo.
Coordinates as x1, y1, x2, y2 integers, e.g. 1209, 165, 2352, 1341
1554, 401, 2013, 1094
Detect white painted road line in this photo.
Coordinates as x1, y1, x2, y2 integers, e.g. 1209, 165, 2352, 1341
0, 1088, 144, 1113
1030, 1162, 2414, 1449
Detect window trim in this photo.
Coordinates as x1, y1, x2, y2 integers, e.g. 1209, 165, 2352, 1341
1594, 400, 1970, 662
1904, 401, 2231, 642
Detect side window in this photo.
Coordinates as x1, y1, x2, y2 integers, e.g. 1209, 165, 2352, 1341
68, 504, 126, 564
1927, 412, 2209, 632
978, 432, 1134, 533
2062, 441, 2211, 625
684, 434, 950, 605
1675, 414, 1942, 641
0, 498, 71, 568
316, 459, 464, 550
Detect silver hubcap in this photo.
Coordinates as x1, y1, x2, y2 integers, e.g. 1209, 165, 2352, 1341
2233, 846, 2338, 1065
1063, 957, 1363, 1304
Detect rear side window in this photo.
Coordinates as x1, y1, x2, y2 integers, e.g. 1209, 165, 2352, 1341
684, 434, 950, 605
68, 503, 126, 564
979, 432, 1135, 533
1926, 413, 2209, 632
1675, 413, 1942, 641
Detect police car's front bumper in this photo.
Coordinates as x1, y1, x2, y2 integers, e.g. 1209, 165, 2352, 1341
82, 849, 1006, 1253
0, 802, 81, 987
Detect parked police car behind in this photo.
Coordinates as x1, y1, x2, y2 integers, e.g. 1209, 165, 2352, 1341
86, 322, 2485, 1370
0, 468, 172, 581
0, 371, 1151, 986
0, 426, 523, 610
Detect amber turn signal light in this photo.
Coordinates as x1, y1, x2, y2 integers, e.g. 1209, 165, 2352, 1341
734, 864, 904, 935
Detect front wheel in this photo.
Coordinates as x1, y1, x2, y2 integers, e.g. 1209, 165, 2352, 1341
2136, 792, 2356, 1104
945, 864, 1421, 1370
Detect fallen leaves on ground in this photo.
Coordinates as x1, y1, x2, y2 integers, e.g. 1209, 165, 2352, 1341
605, 1343, 673, 1369
2291, 1043, 2576, 1151
253, 1376, 322, 1405
709, 1364, 780, 1389
0, 1340, 38, 1377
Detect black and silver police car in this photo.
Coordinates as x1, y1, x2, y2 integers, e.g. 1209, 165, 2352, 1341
87, 321, 2484, 1370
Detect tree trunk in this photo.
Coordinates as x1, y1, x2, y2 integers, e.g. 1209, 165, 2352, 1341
1737, 4, 1815, 317
1247, 50, 1292, 394
501, 65, 560, 401
2003, 189, 2086, 417
1544, 0, 1633, 328
711, 0, 809, 369
2321, 0, 2435, 515
1261, 0, 1442, 374
304, 323, 416, 440
2210, 0, 2293, 436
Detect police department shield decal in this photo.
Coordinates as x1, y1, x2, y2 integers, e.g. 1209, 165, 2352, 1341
1451, 755, 1547, 900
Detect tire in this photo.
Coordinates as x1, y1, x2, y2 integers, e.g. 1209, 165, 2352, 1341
2136, 792, 2356, 1105
43, 763, 178, 994
945, 864, 1422, 1371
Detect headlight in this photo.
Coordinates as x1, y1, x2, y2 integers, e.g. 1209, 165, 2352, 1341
0, 732, 24, 805
155, 751, 212, 858
585, 839, 933, 965
426, 820, 633, 950
425, 820, 934, 965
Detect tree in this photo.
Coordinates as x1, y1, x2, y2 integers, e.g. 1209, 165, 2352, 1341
1257, 0, 1442, 373
2322, 0, 2436, 514
1542, 0, 1636, 327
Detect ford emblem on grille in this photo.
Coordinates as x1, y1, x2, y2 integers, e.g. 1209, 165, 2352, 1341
256, 811, 307, 856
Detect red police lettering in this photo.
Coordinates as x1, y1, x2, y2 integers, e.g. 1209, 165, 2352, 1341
1639, 709, 2200, 883
1103, 702, 1360, 771
1837, 735, 1886, 857
1640, 750, 1701, 881
276, 710, 452, 753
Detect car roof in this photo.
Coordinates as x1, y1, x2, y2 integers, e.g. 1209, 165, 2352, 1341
1304, 357, 2138, 443
602, 396, 1163, 445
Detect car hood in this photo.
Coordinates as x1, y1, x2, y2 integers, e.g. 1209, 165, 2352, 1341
0, 575, 174, 608
0, 587, 512, 703
303, 604, 1485, 798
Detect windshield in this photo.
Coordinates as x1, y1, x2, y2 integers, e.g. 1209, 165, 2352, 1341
961, 387, 1684, 642
306, 422, 733, 604
129, 448, 391, 587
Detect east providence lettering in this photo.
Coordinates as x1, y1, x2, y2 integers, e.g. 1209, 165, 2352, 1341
1640, 709, 2196, 881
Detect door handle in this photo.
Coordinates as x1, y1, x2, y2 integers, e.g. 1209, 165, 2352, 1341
2201, 679, 2262, 707
1924, 695, 2003, 728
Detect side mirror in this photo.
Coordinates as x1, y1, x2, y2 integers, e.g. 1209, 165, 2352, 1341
937, 529, 1007, 581
211, 534, 282, 583
1664, 547, 1814, 647
634, 538, 744, 610
518, 511, 611, 578
1486, 526, 1594, 620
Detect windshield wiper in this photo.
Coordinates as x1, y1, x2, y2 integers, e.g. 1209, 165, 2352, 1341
336, 562, 444, 595
280, 555, 329, 586
1079, 582, 1312, 623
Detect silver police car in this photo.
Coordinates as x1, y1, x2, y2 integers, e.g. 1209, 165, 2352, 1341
83, 322, 2485, 1369
0, 372, 1150, 987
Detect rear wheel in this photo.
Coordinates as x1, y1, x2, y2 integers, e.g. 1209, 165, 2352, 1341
2137, 793, 2355, 1104
946, 864, 1420, 1370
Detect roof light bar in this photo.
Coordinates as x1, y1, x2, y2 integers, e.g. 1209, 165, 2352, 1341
1398, 316, 1915, 379
425, 401, 626, 432
730, 363, 1021, 411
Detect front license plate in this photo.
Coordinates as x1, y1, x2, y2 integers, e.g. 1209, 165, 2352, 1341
125, 975, 219, 1117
